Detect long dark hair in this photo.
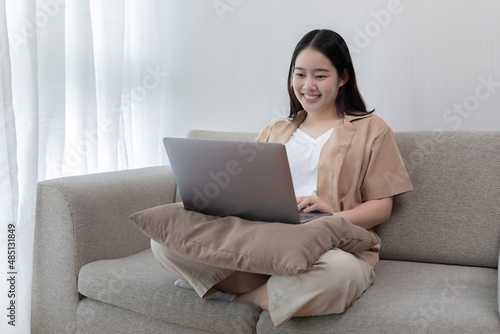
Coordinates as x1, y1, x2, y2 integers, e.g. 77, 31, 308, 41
287, 29, 374, 119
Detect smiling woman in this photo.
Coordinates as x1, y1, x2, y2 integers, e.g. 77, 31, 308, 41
152, 28, 413, 328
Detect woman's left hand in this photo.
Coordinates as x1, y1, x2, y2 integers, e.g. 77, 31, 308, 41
296, 196, 331, 213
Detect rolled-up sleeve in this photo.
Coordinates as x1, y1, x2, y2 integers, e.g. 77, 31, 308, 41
360, 127, 413, 201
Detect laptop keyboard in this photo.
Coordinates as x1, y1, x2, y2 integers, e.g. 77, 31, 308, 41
298, 211, 332, 223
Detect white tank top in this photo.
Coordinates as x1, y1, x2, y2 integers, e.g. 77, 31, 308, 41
285, 128, 333, 197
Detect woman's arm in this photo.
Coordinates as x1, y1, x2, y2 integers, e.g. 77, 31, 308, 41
331, 197, 393, 230
297, 196, 393, 230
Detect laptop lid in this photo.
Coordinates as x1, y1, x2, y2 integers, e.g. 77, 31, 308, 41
163, 137, 304, 224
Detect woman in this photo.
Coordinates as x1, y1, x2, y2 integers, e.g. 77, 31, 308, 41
152, 29, 413, 327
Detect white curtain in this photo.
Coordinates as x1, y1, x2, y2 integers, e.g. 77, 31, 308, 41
0, 0, 163, 332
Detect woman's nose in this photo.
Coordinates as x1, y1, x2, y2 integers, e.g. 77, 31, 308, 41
303, 77, 316, 91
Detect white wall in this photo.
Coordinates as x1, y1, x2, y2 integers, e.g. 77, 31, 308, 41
158, 0, 500, 146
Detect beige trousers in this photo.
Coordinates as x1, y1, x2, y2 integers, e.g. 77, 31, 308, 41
151, 239, 375, 328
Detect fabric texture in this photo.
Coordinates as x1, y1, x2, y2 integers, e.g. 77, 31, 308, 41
375, 131, 500, 268
151, 239, 234, 298
32, 166, 177, 333
131, 203, 378, 276
77, 249, 499, 333
257, 260, 499, 333
78, 299, 214, 334
78, 249, 261, 334
267, 248, 375, 327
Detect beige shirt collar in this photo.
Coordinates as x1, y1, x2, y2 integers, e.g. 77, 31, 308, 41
271, 110, 372, 145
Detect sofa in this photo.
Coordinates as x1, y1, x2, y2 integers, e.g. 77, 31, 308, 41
31, 129, 500, 334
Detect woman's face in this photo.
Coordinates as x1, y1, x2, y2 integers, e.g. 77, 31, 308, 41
292, 47, 346, 116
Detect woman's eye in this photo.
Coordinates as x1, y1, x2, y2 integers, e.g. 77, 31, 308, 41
295, 73, 305, 77
316, 75, 326, 79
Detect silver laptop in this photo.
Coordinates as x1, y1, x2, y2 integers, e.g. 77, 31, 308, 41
163, 137, 332, 224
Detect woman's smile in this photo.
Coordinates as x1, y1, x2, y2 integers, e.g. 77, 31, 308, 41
303, 94, 321, 102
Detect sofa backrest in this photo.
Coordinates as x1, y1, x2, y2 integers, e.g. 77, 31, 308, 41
376, 131, 499, 268
187, 129, 259, 142
189, 130, 500, 268
34, 166, 177, 277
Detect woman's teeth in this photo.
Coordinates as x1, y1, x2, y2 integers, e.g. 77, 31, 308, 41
304, 94, 320, 100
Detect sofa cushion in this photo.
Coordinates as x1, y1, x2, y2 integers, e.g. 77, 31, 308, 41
79, 252, 500, 333
130, 203, 378, 276
376, 131, 500, 267
78, 249, 261, 334
256, 260, 500, 333
77, 299, 213, 334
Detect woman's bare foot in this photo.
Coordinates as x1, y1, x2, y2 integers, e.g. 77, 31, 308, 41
234, 283, 269, 310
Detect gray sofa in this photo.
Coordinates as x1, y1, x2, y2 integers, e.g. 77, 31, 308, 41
32, 130, 500, 334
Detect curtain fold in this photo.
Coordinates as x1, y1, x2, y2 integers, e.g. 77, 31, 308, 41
2, 0, 39, 332
0, 0, 162, 332
122, 0, 164, 169
90, 0, 127, 173
0, 2, 18, 229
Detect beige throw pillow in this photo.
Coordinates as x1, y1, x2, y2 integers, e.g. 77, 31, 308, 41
130, 203, 378, 276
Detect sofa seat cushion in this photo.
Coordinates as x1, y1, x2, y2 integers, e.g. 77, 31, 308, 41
77, 298, 219, 334
256, 260, 500, 333
78, 249, 261, 333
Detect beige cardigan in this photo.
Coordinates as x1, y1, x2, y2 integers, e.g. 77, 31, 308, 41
256, 111, 413, 267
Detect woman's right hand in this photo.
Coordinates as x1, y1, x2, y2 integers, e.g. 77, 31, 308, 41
296, 196, 332, 213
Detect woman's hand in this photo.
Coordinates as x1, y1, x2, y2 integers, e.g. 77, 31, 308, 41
297, 196, 394, 230
296, 196, 332, 213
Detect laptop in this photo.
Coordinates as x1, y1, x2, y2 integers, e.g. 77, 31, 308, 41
163, 137, 332, 224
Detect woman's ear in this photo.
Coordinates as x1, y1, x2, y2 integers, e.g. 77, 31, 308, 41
340, 68, 349, 87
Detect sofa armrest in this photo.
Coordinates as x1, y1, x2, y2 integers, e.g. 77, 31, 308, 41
31, 166, 177, 333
